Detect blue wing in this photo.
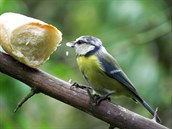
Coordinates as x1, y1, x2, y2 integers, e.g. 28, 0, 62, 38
96, 48, 141, 98
95, 48, 158, 120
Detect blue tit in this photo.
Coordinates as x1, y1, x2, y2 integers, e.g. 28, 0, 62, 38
66, 36, 160, 122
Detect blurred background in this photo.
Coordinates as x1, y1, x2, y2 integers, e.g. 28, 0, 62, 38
0, 0, 171, 129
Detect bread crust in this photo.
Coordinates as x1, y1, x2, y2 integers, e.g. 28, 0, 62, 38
0, 12, 62, 68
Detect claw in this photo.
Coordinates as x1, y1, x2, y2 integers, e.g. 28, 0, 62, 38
94, 94, 111, 106
70, 82, 92, 90
87, 92, 112, 106
70, 82, 81, 88
70, 82, 82, 89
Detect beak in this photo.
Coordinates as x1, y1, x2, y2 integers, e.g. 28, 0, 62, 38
66, 41, 75, 48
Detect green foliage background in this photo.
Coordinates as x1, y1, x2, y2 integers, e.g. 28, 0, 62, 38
0, 0, 171, 129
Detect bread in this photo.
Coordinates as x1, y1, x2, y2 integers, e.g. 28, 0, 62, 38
0, 12, 62, 68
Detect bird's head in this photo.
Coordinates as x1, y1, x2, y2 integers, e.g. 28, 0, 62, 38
66, 36, 102, 56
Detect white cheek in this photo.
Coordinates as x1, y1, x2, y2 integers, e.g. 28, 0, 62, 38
87, 45, 95, 52
75, 44, 96, 55
75, 45, 81, 54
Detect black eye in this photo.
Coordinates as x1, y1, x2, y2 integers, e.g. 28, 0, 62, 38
77, 40, 82, 44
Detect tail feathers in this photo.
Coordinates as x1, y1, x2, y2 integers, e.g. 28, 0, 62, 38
140, 99, 161, 123
142, 100, 155, 116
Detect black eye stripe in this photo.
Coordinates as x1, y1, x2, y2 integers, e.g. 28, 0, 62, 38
77, 40, 82, 44
76, 39, 100, 48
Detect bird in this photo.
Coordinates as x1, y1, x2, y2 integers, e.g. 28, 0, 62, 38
66, 35, 160, 122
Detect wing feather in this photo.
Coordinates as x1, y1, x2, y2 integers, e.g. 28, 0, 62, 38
96, 47, 141, 99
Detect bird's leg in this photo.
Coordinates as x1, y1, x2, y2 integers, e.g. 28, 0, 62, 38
94, 92, 113, 106
70, 82, 92, 90
87, 91, 115, 106
86, 87, 97, 108
86, 87, 94, 100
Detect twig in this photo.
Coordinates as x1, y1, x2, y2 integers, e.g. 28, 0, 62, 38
14, 87, 39, 112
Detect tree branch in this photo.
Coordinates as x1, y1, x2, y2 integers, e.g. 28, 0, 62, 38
0, 51, 168, 129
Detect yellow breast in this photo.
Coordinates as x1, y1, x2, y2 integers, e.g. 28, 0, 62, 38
77, 55, 129, 96
77, 55, 100, 73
